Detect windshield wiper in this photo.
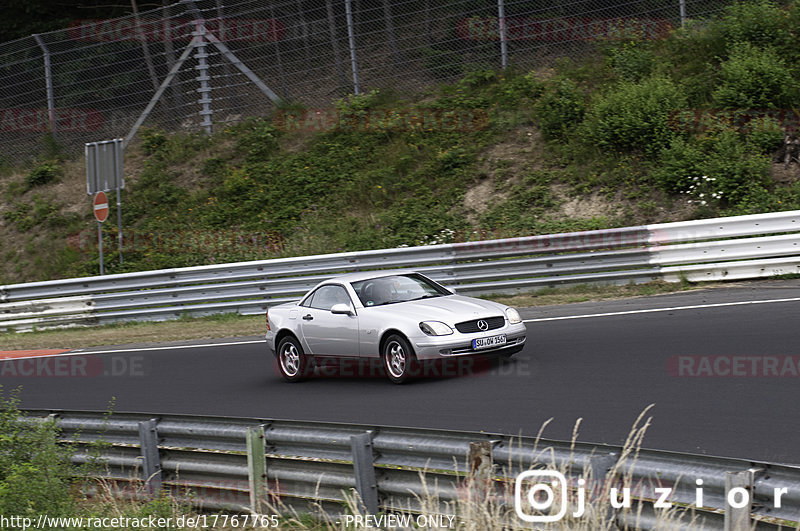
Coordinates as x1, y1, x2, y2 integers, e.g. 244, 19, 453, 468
408, 294, 442, 301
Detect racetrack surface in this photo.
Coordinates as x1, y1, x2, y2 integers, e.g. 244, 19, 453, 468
5, 281, 800, 464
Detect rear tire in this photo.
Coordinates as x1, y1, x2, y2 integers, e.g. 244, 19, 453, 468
276, 336, 312, 382
382, 334, 417, 384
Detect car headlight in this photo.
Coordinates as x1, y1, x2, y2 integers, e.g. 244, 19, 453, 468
506, 308, 522, 324
419, 321, 453, 336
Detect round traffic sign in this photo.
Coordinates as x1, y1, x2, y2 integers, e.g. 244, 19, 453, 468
93, 191, 109, 223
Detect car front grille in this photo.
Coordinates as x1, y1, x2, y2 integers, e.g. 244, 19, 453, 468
454, 316, 505, 333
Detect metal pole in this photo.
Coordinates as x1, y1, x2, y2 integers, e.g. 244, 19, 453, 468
98, 222, 104, 276
124, 35, 200, 148
116, 188, 123, 265
193, 23, 213, 135
498, 0, 508, 69
204, 33, 282, 105
326, 0, 347, 90
138, 419, 162, 496
32, 34, 57, 138
679, 0, 687, 28
350, 432, 378, 514
345, 0, 360, 95
246, 426, 267, 514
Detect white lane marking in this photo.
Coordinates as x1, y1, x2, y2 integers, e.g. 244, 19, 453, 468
523, 296, 800, 323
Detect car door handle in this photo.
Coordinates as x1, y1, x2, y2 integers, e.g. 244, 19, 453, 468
302, 314, 314, 321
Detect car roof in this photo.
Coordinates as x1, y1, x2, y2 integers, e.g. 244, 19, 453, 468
321, 269, 419, 284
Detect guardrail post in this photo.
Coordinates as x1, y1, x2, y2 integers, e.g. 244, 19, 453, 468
724, 469, 757, 531
351, 431, 379, 515
138, 419, 161, 496
247, 425, 268, 514
468, 441, 493, 499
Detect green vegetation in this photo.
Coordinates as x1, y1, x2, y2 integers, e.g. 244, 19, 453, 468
3, 0, 800, 284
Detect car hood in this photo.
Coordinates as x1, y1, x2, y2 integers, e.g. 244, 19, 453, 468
366, 295, 506, 324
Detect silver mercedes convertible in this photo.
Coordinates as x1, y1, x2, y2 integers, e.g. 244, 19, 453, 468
265, 271, 527, 383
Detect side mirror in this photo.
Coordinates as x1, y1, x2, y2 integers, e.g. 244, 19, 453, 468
448, 286, 457, 295
331, 303, 354, 316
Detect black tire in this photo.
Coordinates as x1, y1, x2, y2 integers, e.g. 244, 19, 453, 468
382, 334, 417, 384
276, 336, 313, 382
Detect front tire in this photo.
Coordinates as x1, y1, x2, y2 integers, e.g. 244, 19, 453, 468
382, 334, 417, 384
277, 336, 312, 382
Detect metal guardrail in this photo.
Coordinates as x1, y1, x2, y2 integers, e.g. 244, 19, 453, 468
24, 409, 799, 530
3, 211, 800, 331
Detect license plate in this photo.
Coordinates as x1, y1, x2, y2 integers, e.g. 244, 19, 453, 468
472, 334, 506, 350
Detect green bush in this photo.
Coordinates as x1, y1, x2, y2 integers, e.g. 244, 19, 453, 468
712, 43, 797, 108
746, 115, 785, 154
655, 137, 707, 193
25, 161, 60, 188
140, 128, 168, 155
656, 127, 770, 204
0, 389, 75, 519
233, 119, 281, 162
582, 76, 685, 155
533, 79, 586, 141
607, 41, 655, 82
711, 0, 791, 50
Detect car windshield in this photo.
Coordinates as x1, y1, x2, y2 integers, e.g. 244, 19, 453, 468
351, 274, 450, 307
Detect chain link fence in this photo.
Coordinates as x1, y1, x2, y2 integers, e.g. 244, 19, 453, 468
0, 0, 728, 163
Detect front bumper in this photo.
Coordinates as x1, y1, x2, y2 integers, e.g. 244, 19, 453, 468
411, 323, 527, 360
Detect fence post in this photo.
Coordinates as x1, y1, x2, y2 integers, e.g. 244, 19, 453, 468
497, 0, 508, 69
32, 34, 57, 138
138, 419, 162, 496
679, 0, 687, 27
247, 425, 268, 514
326, 0, 347, 90
193, 24, 213, 135
345, 0, 361, 95
351, 432, 378, 514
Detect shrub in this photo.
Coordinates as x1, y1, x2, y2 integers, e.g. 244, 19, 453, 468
233, 119, 281, 161
0, 390, 75, 519
746, 115, 785, 154
25, 161, 60, 188
582, 76, 685, 155
656, 127, 770, 204
711, 0, 791, 50
607, 41, 655, 82
140, 128, 167, 155
712, 43, 797, 108
533, 79, 586, 141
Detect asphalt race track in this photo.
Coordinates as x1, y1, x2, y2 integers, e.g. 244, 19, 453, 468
5, 281, 800, 465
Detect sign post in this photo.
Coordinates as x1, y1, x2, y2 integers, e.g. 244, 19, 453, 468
86, 139, 124, 274
93, 191, 109, 275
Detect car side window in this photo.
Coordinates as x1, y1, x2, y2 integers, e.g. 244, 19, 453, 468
307, 285, 351, 311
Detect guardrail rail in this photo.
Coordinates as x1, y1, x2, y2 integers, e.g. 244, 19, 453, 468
23, 409, 800, 530
3, 210, 800, 331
